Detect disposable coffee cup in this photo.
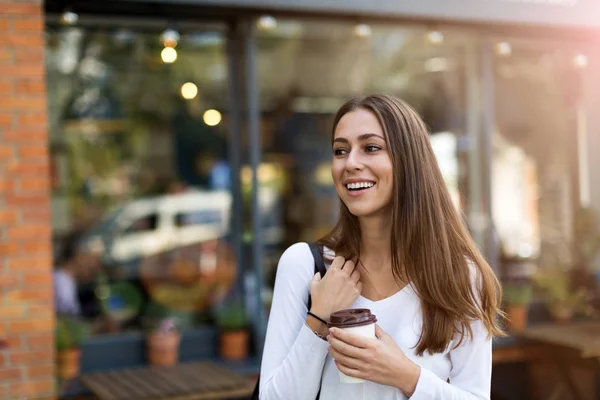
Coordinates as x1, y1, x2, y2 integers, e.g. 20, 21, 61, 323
328, 308, 377, 384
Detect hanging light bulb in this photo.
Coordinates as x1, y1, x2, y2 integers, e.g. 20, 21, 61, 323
495, 42, 512, 56
203, 109, 222, 126
426, 30, 444, 44
354, 24, 372, 38
257, 15, 277, 30
181, 82, 198, 100
161, 47, 178, 63
161, 29, 180, 48
60, 9, 79, 25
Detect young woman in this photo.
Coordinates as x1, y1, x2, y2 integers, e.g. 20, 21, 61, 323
259, 94, 504, 400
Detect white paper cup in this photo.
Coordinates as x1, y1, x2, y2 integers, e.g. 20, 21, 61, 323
337, 322, 376, 383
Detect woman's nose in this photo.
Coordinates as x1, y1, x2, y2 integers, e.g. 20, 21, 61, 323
345, 150, 364, 171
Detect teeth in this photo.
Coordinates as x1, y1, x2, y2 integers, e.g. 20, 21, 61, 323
346, 182, 375, 190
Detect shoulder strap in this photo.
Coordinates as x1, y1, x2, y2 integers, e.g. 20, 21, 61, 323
308, 242, 327, 278
307, 242, 326, 312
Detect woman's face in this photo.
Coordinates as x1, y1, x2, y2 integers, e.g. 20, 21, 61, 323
332, 108, 394, 218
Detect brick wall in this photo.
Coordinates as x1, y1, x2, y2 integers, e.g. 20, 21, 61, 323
0, 1, 55, 399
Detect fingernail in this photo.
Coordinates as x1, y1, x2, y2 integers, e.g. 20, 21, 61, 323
330, 328, 336, 334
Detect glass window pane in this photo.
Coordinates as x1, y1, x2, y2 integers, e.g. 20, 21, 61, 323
47, 24, 239, 340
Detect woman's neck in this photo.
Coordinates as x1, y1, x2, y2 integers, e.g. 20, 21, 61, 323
359, 215, 392, 271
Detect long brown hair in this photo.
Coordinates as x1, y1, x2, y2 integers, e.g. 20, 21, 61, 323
319, 93, 505, 355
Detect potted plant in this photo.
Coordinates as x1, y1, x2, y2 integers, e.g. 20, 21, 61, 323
55, 315, 90, 380
215, 301, 249, 361
145, 317, 181, 366
533, 268, 589, 323
502, 280, 533, 332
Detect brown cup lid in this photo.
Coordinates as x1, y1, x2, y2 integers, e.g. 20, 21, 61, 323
328, 308, 377, 328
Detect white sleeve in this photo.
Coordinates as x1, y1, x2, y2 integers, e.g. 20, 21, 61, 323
409, 319, 492, 400
259, 243, 330, 400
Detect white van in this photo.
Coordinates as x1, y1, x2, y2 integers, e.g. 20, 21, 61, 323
80, 189, 232, 267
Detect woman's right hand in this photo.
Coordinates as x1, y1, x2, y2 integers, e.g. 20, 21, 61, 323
309, 256, 362, 322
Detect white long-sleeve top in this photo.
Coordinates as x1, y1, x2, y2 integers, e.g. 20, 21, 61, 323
259, 242, 492, 400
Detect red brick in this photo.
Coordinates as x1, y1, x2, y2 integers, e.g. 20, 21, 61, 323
0, 210, 18, 223
0, 48, 11, 62
0, 80, 11, 93
0, 3, 42, 15
14, 49, 43, 63
5, 192, 49, 208
15, 79, 45, 93
0, 243, 19, 256
23, 273, 52, 286
4, 336, 24, 350
9, 350, 52, 366
0, 64, 44, 77
9, 380, 54, 397
6, 160, 48, 176
13, 17, 43, 31
18, 289, 53, 303
20, 208, 51, 223
0, 19, 10, 30
0, 305, 25, 319
17, 112, 45, 126
0, 368, 22, 381
28, 303, 53, 317
19, 178, 49, 191
27, 334, 53, 351
0, 179, 15, 192
18, 145, 47, 157
0, 113, 11, 126
3, 128, 46, 141
20, 241, 51, 256
0, 96, 46, 109
9, 319, 53, 335
8, 225, 51, 240
0, 33, 43, 48
27, 365, 53, 379
0, 145, 14, 158
0, 275, 19, 290
7, 257, 52, 272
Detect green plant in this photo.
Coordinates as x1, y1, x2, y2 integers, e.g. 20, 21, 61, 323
503, 282, 533, 306
533, 268, 588, 315
215, 302, 247, 332
573, 206, 600, 270
55, 315, 90, 351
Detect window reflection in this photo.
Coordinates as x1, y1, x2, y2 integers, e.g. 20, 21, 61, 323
47, 24, 236, 339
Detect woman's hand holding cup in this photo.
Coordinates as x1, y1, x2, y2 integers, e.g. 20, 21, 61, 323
309, 256, 362, 322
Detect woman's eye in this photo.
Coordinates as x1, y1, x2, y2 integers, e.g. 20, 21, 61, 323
366, 145, 381, 152
334, 148, 348, 156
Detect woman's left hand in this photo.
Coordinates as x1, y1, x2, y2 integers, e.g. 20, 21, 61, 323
328, 325, 421, 396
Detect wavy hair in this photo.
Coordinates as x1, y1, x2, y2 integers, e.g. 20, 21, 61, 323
319, 94, 505, 355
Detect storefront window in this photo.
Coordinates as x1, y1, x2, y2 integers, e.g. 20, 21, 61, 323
254, 20, 478, 296
491, 39, 590, 278
46, 24, 239, 339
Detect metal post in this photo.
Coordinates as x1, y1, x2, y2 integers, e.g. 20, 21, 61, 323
466, 41, 484, 250
226, 21, 244, 299
244, 18, 267, 356
481, 40, 499, 274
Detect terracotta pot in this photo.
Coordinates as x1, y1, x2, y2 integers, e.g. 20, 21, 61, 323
551, 306, 574, 324
57, 348, 81, 380
219, 330, 249, 361
147, 332, 181, 366
505, 305, 528, 333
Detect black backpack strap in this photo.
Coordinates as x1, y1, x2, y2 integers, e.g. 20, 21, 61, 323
252, 242, 325, 400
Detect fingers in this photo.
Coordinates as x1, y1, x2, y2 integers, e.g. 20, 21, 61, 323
330, 256, 346, 270
312, 272, 322, 282
350, 269, 360, 284
334, 361, 364, 380
328, 334, 363, 358
328, 346, 363, 370
342, 259, 356, 274
329, 327, 371, 349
